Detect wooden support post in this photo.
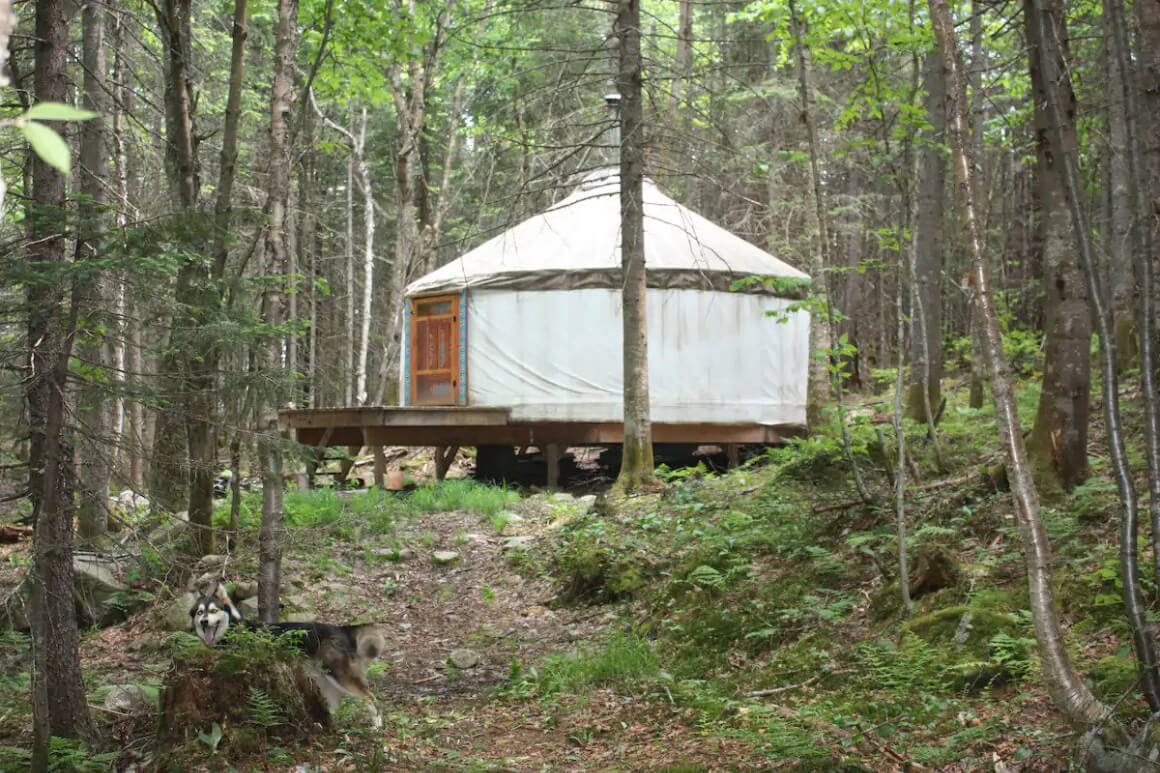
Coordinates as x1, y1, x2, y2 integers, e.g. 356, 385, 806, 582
546, 443, 561, 489
373, 445, 386, 488
434, 445, 458, 481
726, 443, 741, 469
337, 445, 359, 483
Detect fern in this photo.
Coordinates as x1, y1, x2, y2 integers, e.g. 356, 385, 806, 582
246, 686, 285, 730
687, 564, 725, 591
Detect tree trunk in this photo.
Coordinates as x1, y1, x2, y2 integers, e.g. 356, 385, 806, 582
928, 0, 1109, 727
0, 0, 11, 208
153, 0, 219, 554
1103, 0, 1137, 372
76, 0, 112, 542
257, 0, 298, 623
1088, 0, 1160, 710
1025, 0, 1091, 496
614, 0, 656, 489
905, 53, 945, 423
28, 1, 93, 766
789, 2, 833, 426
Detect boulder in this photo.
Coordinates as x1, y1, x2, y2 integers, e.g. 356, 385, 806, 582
164, 592, 198, 631
238, 596, 260, 619
74, 553, 143, 626
431, 551, 460, 565
103, 684, 154, 715
149, 510, 189, 544
576, 495, 597, 515
448, 648, 482, 669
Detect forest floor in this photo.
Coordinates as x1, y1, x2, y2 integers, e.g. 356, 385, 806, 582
0, 384, 1150, 771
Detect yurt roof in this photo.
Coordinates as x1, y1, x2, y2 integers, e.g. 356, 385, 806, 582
405, 168, 811, 297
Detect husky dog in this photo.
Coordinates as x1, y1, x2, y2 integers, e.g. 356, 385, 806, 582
190, 583, 386, 728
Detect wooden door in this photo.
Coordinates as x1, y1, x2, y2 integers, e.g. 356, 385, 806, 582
410, 294, 460, 405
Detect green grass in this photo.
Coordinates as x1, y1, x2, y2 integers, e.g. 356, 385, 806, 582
405, 479, 518, 517
531, 631, 658, 695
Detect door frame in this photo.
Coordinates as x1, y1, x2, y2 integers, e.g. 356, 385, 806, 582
407, 293, 465, 406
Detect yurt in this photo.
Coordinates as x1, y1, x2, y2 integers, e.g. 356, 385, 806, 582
400, 168, 812, 432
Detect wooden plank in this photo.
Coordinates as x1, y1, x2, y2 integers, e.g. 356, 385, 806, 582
292, 421, 803, 449
280, 406, 511, 429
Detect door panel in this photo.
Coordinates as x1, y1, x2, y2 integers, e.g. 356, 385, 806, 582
410, 294, 460, 405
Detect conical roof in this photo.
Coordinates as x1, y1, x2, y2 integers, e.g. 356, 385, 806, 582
405, 168, 810, 297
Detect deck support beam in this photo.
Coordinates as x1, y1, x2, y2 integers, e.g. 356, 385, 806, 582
545, 443, 561, 488
373, 446, 386, 488
434, 445, 458, 481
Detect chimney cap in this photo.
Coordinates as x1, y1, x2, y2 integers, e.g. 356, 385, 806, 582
603, 93, 621, 108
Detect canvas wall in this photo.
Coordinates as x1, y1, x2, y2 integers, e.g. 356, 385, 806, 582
456, 288, 809, 426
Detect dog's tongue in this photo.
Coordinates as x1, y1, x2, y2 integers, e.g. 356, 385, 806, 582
202, 633, 215, 646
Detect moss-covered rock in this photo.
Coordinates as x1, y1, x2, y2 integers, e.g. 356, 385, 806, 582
903, 605, 1018, 660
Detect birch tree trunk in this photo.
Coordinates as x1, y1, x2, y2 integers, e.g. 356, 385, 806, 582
614, 0, 656, 489
928, 0, 1108, 726
76, 0, 112, 542
27, 0, 93, 766
257, 0, 298, 623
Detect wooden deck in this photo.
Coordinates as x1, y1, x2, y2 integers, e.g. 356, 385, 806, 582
278, 405, 804, 485
279, 406, 801, 447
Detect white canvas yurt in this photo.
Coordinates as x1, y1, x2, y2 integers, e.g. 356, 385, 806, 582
400, 168, 812, 430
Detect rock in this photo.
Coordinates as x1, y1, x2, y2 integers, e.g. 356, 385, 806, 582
576, 494, 597, 514
194, 554, 228, 575
502, 535, 536, 552
448, 648, 482, 669
520, 605, 554, 619
398, 548, 415, 561
164, 592, 198, 631
285, 612, 315, 623
431, 551, 460, 565
551, 492, 574, 502
188, 572, 222, 594
464, 533, 490, 545
238, 597, 259, 619
285, 594, 311, 609
113, 490, 150, 513
103, 684, 154, 714
149, 510, 189, 544
74, 553, 142, 626
232, 581, 258, 600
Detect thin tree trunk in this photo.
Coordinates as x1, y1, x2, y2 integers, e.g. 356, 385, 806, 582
928, 0, 1108, 726
1106, 0, 1160, 601
0, 0, 11, 210
1075, 0, 1160, 710
905, 54, 946, 426
966, 0, 986, 410
345, 105, 355, 407
257, 0, 298, 623
789, 1, 833, 427
28, 1, 93, 767
1103, 0, 1137, 372
311, 94, 373, 407
614, 0, 655, 489
76, 0, 111, 542
1025, 0, 1091, 496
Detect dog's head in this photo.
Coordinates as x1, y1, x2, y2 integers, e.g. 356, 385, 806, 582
190, 582, 242, 646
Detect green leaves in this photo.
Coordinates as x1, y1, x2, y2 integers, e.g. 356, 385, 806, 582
24, 102, 98, 122
11, 102, 98, 175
